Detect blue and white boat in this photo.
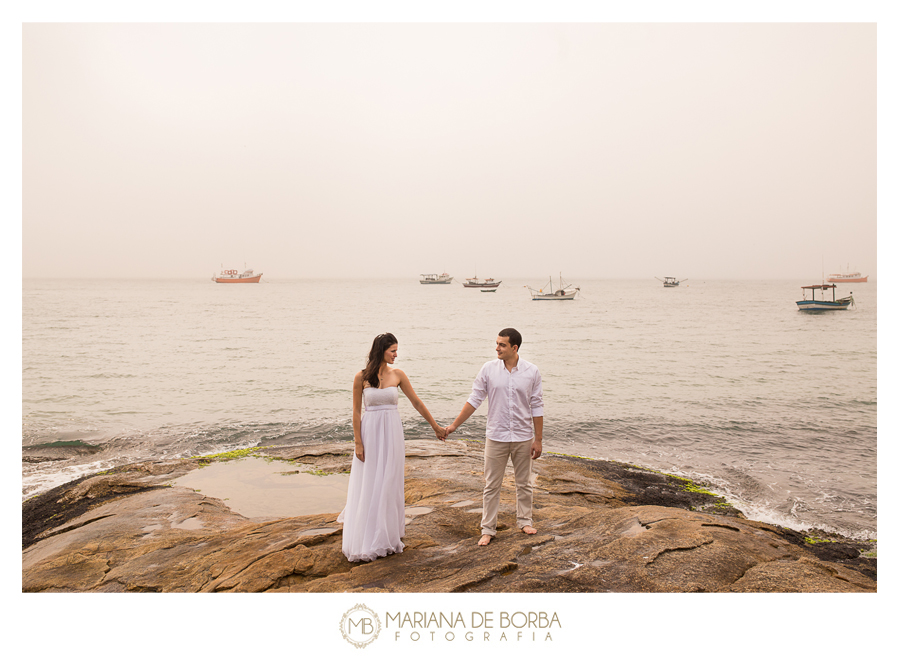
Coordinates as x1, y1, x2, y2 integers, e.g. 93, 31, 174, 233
656, 276, 687, 287
796, 284, 854, 311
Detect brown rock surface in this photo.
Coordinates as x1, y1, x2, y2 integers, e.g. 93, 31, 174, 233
22, 439, 876, 593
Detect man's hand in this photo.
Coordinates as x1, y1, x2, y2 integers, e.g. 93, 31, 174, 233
531, 439, 542, 460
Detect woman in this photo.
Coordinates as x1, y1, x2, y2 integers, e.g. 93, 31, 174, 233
337, 333, 446, 562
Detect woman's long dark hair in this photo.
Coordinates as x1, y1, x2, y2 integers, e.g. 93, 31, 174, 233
361, 333, 397, 389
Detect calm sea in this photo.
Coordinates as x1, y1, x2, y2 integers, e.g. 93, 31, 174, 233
22, 277, 877, 539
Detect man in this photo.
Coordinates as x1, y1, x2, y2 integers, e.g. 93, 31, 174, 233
445, 328, 543, 546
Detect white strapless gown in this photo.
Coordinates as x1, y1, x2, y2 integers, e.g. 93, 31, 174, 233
337, 386, 406, 562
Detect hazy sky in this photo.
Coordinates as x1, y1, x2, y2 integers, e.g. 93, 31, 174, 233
8, 6, 898, 647
22, 22, 877, 280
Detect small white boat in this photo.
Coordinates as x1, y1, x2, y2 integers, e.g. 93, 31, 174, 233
656, 276, 687, 287
796, 284, 854, 311
420, 273, 453, 284
526, 274, 580, 300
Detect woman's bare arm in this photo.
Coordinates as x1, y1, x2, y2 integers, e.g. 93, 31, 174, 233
396, 370, 446, 440
352, 371, 365, 461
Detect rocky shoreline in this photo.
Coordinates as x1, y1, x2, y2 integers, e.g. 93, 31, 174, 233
22, 439, 876, 592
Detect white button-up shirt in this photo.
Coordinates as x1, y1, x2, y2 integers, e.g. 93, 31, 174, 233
467, 356, 544, 443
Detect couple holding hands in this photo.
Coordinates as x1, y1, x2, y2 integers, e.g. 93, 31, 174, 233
337, 328, 543, 562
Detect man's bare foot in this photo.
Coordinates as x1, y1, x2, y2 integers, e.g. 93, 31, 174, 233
522, 525, 537, 535
478, 534, 493, 546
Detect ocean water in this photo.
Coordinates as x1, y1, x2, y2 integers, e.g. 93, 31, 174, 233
22, 277, 877, 539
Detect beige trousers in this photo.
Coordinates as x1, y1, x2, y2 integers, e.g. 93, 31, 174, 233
481, 438, 533, 536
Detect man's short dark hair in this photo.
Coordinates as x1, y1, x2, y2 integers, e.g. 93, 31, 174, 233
498, 327, 522, 349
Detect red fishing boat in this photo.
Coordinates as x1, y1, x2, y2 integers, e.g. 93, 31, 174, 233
826, 271, 868, 283
463, 277, 501, 289
213, 267, 262, 283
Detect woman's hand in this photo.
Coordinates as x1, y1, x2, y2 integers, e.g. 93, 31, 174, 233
434, 426, 447, 441
355, 442, 365, 462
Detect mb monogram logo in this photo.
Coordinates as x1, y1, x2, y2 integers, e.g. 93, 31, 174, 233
340, 604, 382, 648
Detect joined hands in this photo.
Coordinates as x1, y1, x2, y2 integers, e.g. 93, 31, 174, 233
433, 425, 456, 442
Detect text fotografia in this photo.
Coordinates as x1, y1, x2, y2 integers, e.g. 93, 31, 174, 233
387, 611, 561, 642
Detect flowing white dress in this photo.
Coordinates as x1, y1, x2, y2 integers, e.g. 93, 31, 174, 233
337, 386, 406, 562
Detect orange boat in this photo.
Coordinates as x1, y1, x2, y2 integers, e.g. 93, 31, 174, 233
213, 268, 262, 283
826, 272, 868, 283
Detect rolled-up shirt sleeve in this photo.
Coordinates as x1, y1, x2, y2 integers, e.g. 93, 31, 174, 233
466, 363, 489, 410
530, 369, 544, 417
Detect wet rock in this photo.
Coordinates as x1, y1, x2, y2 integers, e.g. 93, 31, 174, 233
21, 440, 876, 593
22, 440, 104, 462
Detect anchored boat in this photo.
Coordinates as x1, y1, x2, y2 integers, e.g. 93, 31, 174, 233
419, 273, 453, 284
796, 284, 854, 311
463, 277, 501, 289
527, 274, 580, 300
827, 269, 868, 284
213, 267, 262, 283
656, 276, 687, 287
